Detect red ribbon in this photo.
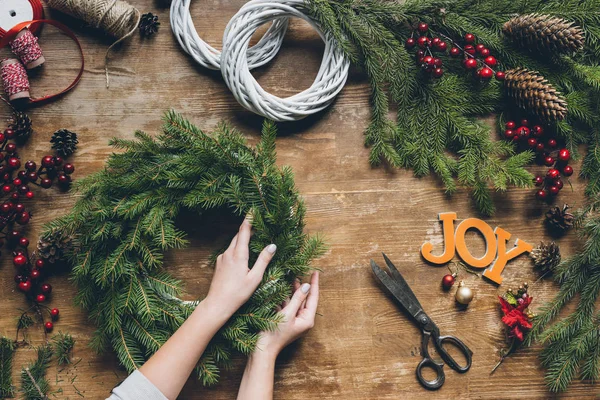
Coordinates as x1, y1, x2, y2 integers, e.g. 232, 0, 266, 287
0, 19, 84, 104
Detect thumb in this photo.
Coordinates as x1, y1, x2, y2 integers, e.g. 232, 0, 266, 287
249, 244, 277, 282
283, 282, 311, 317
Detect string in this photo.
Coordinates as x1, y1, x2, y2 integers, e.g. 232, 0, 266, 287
45, 0, 140, 87
10, 29, 44, 68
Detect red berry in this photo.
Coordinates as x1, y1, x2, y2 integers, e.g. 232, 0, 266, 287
36, 294, 46, 303
9, 231, 20, 240
14, 203, 24, 213
563, 165, 574, 176
432, 68, 444, 78
41, 156, 54, 168
25, 191, 33, 199
422, 55, 434, 66
432, 58, 442, 68
58, 174, 71, 185
512, 134, 520, 143
558, 148, 571, 162
534, 176, 544, 186
50, 308, 59, 319
544, 156, 555, 166
435, 41, 447, 52
532, 125, 544, 137
517, 126, 530, 138
27, 172, 37, 182
417, 36, 431, 49
54, 156, 63, 166
7, 157, 20, 169
1, 184, 12, 194
0, 133, 5, 143
35, 259, 44, 269
527, 138, 538, 148
495, 71, 505, 81
405, 37, 416, 48
504, 129, 515, 139
479, 48, 490, 57
13, 254, 27, 266
17, 211, 30, 225
450, 47, 461, 57
475, 43, 485, 53
41, 283, 52, 294
549, 185, 560, 195
520, 119, 529, 127
0, 203, 10, 213
505, 121, 516, 130
25, 161, 36, 171
40, 178, 52, 188
478, 67, 494, 80
12, 179, 21, 187
18, 185, 29, 194
464, 44, 476, 55
18, 280, 31, 292
547, 139, 557, 148
44, 321, 53, 332
4, 128, 15, 139
547, 168, 560, 179
417, 22, 429, 33
484, 56, 497, 67
431, 37, 441, 46
464, 33, 475, 43
555, 179, 564, 190
464, 58, 478, 69
5, 143, 16, 153
441, 273, 456, 290
10, 193, 18, 201
19, 237, 29, 247
536, 189, 548, 200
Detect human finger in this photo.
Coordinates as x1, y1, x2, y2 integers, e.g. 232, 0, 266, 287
235, 217, 253, 257
304, 272, 320, 312
249, 244, 277, 282
283, 282, 310, 317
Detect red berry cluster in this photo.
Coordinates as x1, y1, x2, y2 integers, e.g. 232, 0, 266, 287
503, 119, 573, 200
405, 24, 505, 81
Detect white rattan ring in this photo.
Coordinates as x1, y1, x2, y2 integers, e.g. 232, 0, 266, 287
170, 0, 350, 121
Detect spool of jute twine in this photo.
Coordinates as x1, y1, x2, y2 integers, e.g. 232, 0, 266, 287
46, 0, 140, 86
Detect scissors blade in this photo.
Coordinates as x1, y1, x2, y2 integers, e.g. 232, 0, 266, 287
382, 253, 424, 311
370, 256, 424, 320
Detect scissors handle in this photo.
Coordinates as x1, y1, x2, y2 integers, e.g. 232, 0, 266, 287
435, 335, 473, 373
416, 357, 445, 390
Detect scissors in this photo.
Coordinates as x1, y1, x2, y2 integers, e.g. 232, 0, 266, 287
370, 253, 473, 390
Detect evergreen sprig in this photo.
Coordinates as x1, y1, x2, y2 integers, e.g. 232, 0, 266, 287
0, 337, 16, 398
52, 333, 75, 366
307, 0, 600, 214
42, 111, 325, 385
20, 344, 53, 400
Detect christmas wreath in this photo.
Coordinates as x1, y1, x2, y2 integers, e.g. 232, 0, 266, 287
42, 111, 325, 385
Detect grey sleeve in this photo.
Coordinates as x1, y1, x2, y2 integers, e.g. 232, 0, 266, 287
107, 370, 169, 400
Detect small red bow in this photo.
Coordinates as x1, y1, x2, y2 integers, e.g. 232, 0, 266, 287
499, 296, 533, 342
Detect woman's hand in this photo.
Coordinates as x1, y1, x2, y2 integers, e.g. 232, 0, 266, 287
205, 217, 277, 317
256, 271, 320, 358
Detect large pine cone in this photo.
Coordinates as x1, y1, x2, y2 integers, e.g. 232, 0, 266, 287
37, 231, 73, 264
10, 111, 32, 139
531, 241, 561, 274
545, 204, 575, 232
504, 68, 568, 121
503, 14, 584, 54
50, 129, 78, 157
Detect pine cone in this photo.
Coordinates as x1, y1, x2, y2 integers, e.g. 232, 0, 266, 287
531, 241, 561, 274
37, 231, 73, 264
503, 14, 585, 54
504, 68, 568, 121
50, 129, 78, 157
9, 110, 32, 139
545, 204, 575, 232
139, 13, 160, 37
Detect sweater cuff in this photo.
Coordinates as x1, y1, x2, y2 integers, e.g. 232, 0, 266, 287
110, 370, 168, 400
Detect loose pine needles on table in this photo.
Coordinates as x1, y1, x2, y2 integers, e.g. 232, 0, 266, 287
42, 111, 325, 385
307, 0, 600, 215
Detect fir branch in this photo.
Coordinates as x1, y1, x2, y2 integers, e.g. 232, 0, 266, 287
0, 337, 16, 398
20, 344, 53, 400
52, 333, 75, 366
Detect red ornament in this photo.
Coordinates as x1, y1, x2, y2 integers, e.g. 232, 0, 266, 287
517, 126, 530, 138
44, 321, 53, 332
36, 294, 46, 303
544, 156, 555, 166
547, 138, 557, 148
50, 308, 59, 319
464, 58, 478, 69
405, 37, 416, 48
464, 33, 475, 43
505, 121, 516, 130
478, 67, 494, 80
449, 47, 461, 57
417, 22, 429, 33
558, 148, 571, 162
534, 176, 544, 186
563, 165, 574, 176
547, 168, 560, 179
30, 269, 41, 280
18, 280, 31, 292
536, 189, 548, 200
484, 56, 497, 67
432, 68, 444, 78
464, 44, 476, 55
442, 273, 456, 289
13, 254, 27, 266
41, 283, 52, 294
495, 71, 505, 81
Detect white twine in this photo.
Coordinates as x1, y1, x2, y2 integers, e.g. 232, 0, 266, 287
170, 0, 349, 121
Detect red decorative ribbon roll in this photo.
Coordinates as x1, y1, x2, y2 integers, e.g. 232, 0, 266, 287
0, 0, 43, 38
1, 58, 29, 101
10, 28, 44, 69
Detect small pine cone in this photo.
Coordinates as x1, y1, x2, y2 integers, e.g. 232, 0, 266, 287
37, 231, 73, 264
503, 14, 584, 54
531, 241, 561, 274
9, 111, 32, 139
545, 204, 575, 232
504, 68, 568, 121
50, 129, 78, 157
139, 13, 160, 37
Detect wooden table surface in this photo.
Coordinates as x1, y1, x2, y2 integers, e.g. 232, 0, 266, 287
0, 1, 596, 399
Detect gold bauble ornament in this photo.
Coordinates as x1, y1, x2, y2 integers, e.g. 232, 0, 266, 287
455, 281, 474, 305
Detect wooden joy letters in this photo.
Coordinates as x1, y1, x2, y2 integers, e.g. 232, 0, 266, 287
421, 213, 533, 284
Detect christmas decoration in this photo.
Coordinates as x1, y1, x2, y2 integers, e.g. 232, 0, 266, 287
503, 14, 585, 54
9, 110, 32, 140
50, 129, 78, 157
421, 213, 532, 284
52, 333, 74, 365
36, 230, 72, 264
0, 337, 15, 398
545, 204, 575, 233
20, 344, 52, 400
504, 68, 568, 121
441, 272, 456, 290
531, 242, 561, 275
139, 12, 160, 37
454, 281, 473, 305
491, 283, 535, 373
42, 111, 325, 386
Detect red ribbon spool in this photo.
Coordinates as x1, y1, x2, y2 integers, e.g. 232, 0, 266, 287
0, 0, 43, 38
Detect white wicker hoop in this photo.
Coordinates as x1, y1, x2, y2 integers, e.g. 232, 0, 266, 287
170, 0, 350, 121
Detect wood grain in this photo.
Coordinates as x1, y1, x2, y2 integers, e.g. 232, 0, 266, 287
0, 1, 596, 399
